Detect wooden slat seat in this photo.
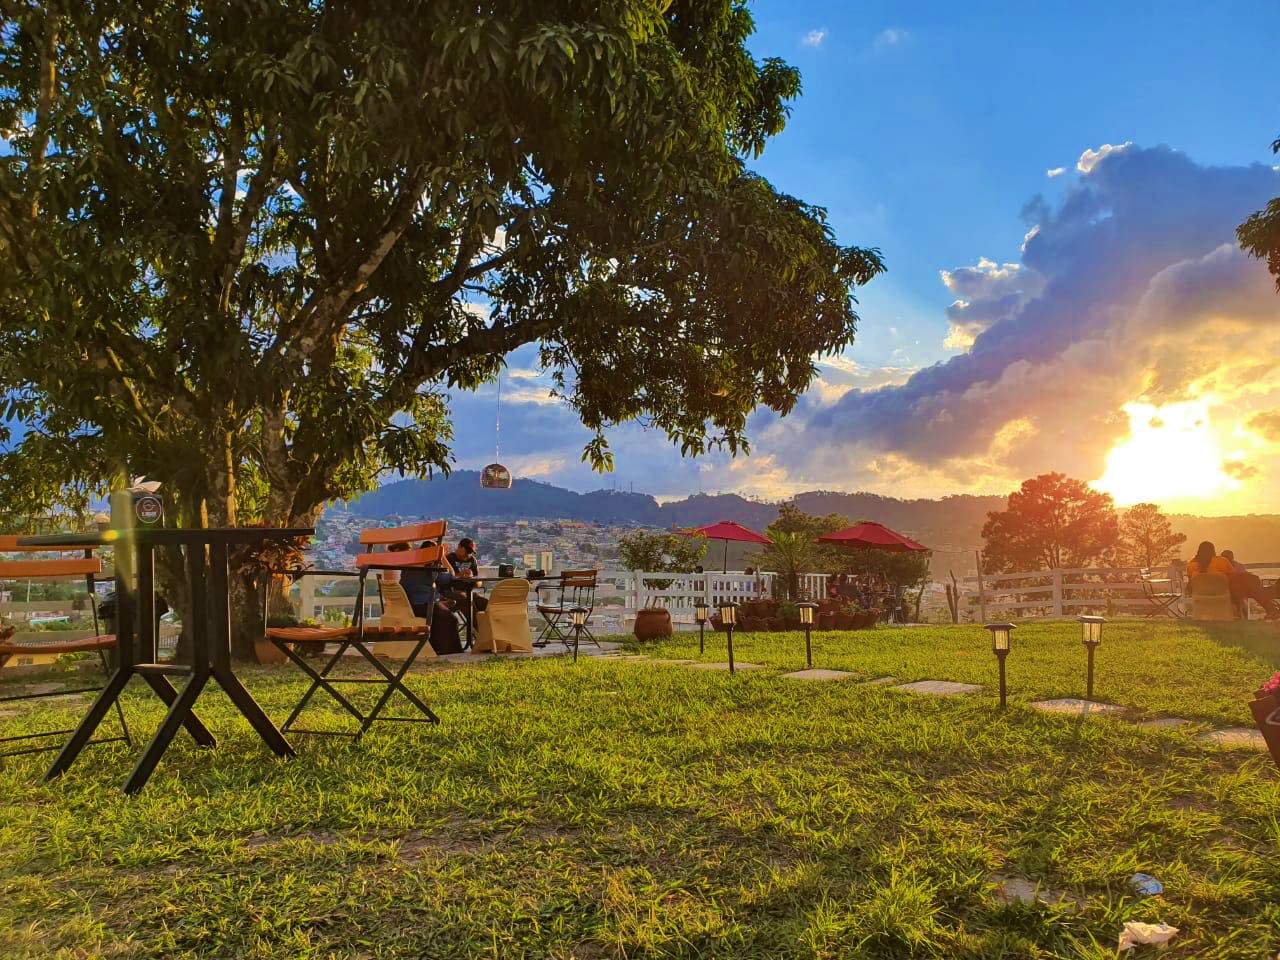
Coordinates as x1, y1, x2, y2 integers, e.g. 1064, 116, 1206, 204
357, 520, 447, 546
264, 626, 353, 644
355, 545, 444, 569
0, 557, 103, 578
0, 535, 96, 553
0, 634, 116, 658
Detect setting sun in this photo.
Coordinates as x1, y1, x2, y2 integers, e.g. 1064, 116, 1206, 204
1093, 400, 1238, 508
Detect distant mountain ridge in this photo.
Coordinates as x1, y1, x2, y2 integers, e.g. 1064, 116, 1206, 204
341, 472, 1280, 577
343, 471, 1003, 531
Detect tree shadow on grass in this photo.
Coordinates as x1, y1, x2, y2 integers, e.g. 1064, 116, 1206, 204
1197, 621, 1280, 670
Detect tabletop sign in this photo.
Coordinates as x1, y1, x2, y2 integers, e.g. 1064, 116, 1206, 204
134, 494, 164, 524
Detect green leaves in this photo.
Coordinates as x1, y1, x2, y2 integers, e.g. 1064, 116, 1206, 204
0, 0, 882, 540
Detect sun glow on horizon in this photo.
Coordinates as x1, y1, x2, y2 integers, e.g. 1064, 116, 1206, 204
1093, 399, 1239, 509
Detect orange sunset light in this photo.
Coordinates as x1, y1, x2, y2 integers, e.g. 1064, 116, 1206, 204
1093, 400, 1242, 509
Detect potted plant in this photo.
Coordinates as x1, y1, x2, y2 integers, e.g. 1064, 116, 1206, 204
853, 606, 879, 629
617, 530, 707, 642
778, 601, 802, 631
832, 601, 858, 631
1249, 671, 1280, 768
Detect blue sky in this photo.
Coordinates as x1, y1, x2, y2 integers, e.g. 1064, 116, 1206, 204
748, 1, 1280, 372
455, 2, 1280, 512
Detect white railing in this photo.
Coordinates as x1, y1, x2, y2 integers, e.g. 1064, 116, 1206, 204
961, 561, 1280, 620
617, 570, 828, 623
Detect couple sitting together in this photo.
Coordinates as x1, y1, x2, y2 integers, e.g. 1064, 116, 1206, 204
381, 538, 487, 651
1186, 540, 1280, 619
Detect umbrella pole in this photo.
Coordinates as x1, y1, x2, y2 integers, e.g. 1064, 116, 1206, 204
723, 540, 728, 574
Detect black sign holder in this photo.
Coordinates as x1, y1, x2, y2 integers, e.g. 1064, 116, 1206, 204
18, 526, 313, 793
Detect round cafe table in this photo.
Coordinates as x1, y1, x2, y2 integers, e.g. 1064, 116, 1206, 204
19, 526, 313, 794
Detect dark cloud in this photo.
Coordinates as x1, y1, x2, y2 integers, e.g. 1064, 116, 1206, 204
1248, 411, 1280, 442
794, 145, 1280, 472
1223, 460, 1259, 480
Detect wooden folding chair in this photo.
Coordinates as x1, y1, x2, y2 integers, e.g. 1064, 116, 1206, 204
0, 536, 132, 758
266, 522, 447, 739
535, 570, 598, 649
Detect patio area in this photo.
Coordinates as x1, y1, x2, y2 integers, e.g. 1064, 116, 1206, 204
2, 620, 1278, 958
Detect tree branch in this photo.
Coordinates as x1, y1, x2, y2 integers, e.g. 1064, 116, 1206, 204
268, 165, 432, 365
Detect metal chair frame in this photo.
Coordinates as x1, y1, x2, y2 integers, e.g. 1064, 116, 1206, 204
535, 570, 599, 649
265, 522, 448, 739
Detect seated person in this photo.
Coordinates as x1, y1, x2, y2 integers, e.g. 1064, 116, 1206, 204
441, 537, 487, 622
1220, 549, 1247, 575
1187, 541, 1279, 618
379, 541, 410, 582
400, 539, 455, 618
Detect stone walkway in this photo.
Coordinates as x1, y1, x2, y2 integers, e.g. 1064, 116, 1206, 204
781, 668, 858, 681
1029, 698, 1125, 716
893, 679, 982, 696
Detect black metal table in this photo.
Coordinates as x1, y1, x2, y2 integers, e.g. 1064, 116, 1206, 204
19, 527, 313, 793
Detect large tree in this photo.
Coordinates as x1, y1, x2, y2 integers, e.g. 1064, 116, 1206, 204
0, 2, 883, 653
1239, 133, 1280, 289
980, 473, 1119, 572
1117, 502, 1186, 568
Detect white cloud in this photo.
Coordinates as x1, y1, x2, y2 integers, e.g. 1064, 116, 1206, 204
1077, 141, 1132, 174
1046, 166, 1067, 178
874, 28, 909, 49
802, 28, 828, 47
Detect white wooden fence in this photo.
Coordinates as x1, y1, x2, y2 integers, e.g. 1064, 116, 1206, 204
962, 561, 1280, 620
291, 569, 830, 628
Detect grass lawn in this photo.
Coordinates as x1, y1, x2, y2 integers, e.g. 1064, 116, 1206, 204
1, 621, 1278, 959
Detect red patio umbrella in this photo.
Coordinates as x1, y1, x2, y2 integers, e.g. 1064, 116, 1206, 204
817, 521, 928, 553
690, 520, 772, 573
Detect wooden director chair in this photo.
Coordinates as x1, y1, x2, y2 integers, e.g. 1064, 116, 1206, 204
264, 521, 447, 739
0, 536, 132, 758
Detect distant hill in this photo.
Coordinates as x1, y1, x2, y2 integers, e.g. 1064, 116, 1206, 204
341, 472, 1008, 575
340, 472, 1280, 578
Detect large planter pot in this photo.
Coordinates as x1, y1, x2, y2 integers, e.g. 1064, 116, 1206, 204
833, 613, 857, 630
853, 611, 878, 629
783, 617, 803, 631
634, 608, 673, 641
741, 600, 777, 620
740, 616, 765, 632
1248, 692, 1280, 767
254, 636, 287, 664
816, 612, 836, 630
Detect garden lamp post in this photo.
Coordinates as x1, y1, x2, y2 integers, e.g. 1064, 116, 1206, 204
985, 622, 1015, 709
718, 601, 738, 673
694, 599, 710, 654
570, 606, 588, 662
1078, 615, 1105, 699
798, 602, 818, 669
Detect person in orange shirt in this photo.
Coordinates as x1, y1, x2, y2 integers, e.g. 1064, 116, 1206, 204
1186, 541, 1234, 578
1187, 540, 1279, 618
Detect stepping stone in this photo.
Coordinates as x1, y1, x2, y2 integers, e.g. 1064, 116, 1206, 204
650, 659, 696, 666
993, 874, 1080, 910
781, 668, 857, 681
1197, 727, 1266, 750
1029, 698, 1125, 716
894, 680, 981, 696
1137, 717, 1192, 730
684, 661, 765, 671
860, 676, 897, 686
21, 681, 68, 695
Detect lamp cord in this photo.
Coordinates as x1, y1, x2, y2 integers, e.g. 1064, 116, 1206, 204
494, 371, 502, 462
